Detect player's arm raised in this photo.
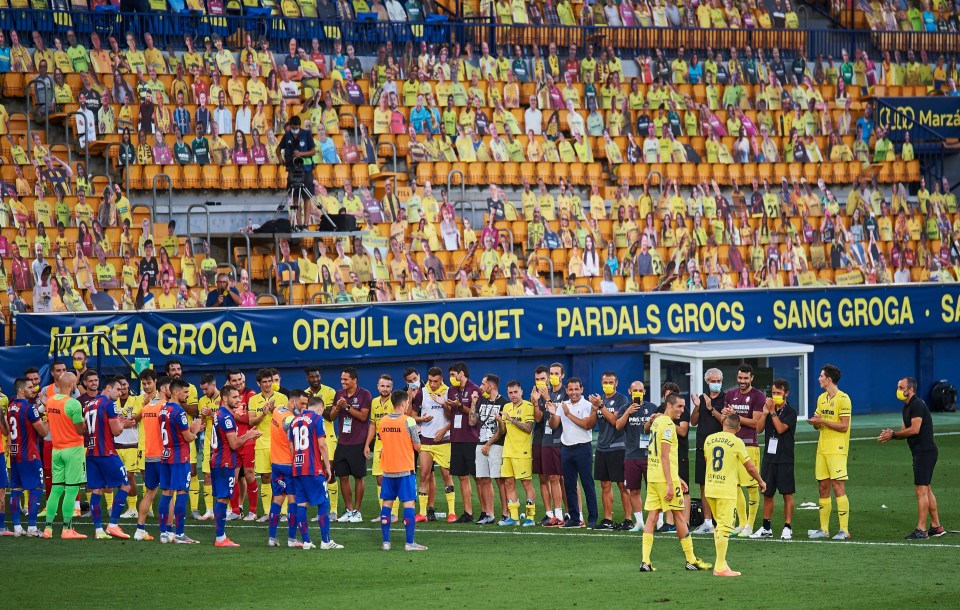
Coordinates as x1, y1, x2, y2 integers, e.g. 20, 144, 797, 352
228, 428, 260, 450
880, 416, 923, 443
616, 402, 640, 431
182, 416, 204, 442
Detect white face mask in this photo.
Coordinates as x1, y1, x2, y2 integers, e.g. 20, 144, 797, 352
291, 128, 300, 136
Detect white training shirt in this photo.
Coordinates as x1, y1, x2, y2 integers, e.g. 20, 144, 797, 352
558, 397, 594, 446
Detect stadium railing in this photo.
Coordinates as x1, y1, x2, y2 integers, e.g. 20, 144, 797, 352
10, 10, 960, 60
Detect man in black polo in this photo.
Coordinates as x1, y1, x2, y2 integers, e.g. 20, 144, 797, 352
590, 371, 630, 530
752, 378, 797, 540
690, 368, 725, 534
879, 377, 945, 539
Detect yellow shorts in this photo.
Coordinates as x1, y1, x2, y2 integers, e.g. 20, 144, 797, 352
501, 457, 533, 480
815, 452, 848, 481
136, 448, 145, 472
706, 497, 737, 536
118, 448, 140, 474
372, 441, 383, 477
190, 439, 198, 464
255, 447, 272, 475
327, 436, 338, 465
421, 443, 451, 470
645, 481, 685, 513
737, 446, 761, 486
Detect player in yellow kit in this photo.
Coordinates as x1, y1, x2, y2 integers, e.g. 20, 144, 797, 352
704, 414, 765, 577
249, 368, 288, 521
500, 380, 537, 525
164, 360, 203, 518
198, 374, 220, 521
640, 393, 711, 573
304, 366, 339, 517
115, 377, 143, 517
365, 374, 400, 521
807, 364, 852, 540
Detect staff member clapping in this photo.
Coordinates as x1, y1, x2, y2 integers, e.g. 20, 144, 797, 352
548, 378, 598, 528
879, 377, 945, 540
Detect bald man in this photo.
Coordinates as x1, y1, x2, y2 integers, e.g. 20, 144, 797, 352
43, 372, 88, 539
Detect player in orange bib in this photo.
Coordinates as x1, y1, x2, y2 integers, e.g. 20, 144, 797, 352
133, 373, 167, 541
268, 395, 298, 547
377, 390, 427, 551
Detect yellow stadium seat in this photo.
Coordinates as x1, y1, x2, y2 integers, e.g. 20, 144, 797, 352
553, 163, 570, 185
487, 162, 504, 186
240, 165, 258, 189
162, 165, 182, 190
333, 164, 351, 187
906, 160, 920, 182
586, 163, 603, 186
502, 162, 520, 186
537, 162, 554, 185
314, 164, 333, 188
847, 161, 862, 182
143, 164, 163, 190
467, 162, 485, 185
450, 162, 466, 185
260, 164, 278, 189
202, 164, 221, 189
221, 165, 239, 190
418, 162, 436, 186
126, 164, 144, 190
569, 162, 586, 186
351, 163, 370, 187
182, 164, 201, 189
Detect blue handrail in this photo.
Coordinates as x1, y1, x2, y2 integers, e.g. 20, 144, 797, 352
5, 9, 960, 61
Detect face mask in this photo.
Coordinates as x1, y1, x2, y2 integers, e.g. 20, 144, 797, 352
549, 375, 561, 387
449, 375, 461, 388
291, 128, 300, 135
772, 395, 785, 406
408, 379, 421, 391
631, 390, 644, 400
73, 361, 84, 371
535, 381, 548, 391
271, 382, 280, 392
896, 389, 907, 401
482, 391, 491, 399
602, 383, 615, 395
33, 385, 40, 392
708, 382, 722, 393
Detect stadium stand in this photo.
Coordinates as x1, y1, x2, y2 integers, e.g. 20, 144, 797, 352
0, 3, 956, 331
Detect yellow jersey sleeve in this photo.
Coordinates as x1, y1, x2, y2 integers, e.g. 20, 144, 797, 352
199, 395, 219, 448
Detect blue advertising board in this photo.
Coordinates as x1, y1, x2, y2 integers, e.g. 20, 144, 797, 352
14, 285, 960, 369
876, 96, 960, 139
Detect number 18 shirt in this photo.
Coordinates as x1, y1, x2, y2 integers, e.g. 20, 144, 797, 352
289, 410, 324, 477
210, 406, 238, 469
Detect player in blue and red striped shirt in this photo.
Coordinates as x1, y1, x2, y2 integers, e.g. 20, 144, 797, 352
158, 379, 204, 544
210, 384, 260, 547
84, 375, 138, 540
7, 378, 49, 536
288, 392, 341, 550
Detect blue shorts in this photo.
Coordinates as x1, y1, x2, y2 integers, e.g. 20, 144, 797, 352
0, 456, 8, 488
381, 474, 417, 503
144, 461, 161, 490
159, 462, 191, 492
271, 464, 293, 497
86, 455, 128, 490
293, 475, 329, 507
211, 467, 236, 499
10, 460, 43, 490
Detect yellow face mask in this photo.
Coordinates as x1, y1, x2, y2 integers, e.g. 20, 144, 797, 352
535, 381, 548, 391
896, 389, 907, 401
482, 391, 491, 399
631, 390, 644, 400
449, 375, 461, 388
549, 375, 561, 387
602, 383, 615, 395
772, 395, 785, 406
73, 361, 84, 371
271, 382, 280, 392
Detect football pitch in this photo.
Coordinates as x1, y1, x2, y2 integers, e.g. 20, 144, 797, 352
6, 413, 959, 609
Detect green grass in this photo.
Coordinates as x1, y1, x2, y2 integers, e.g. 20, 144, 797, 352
5, 413, 960, 609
